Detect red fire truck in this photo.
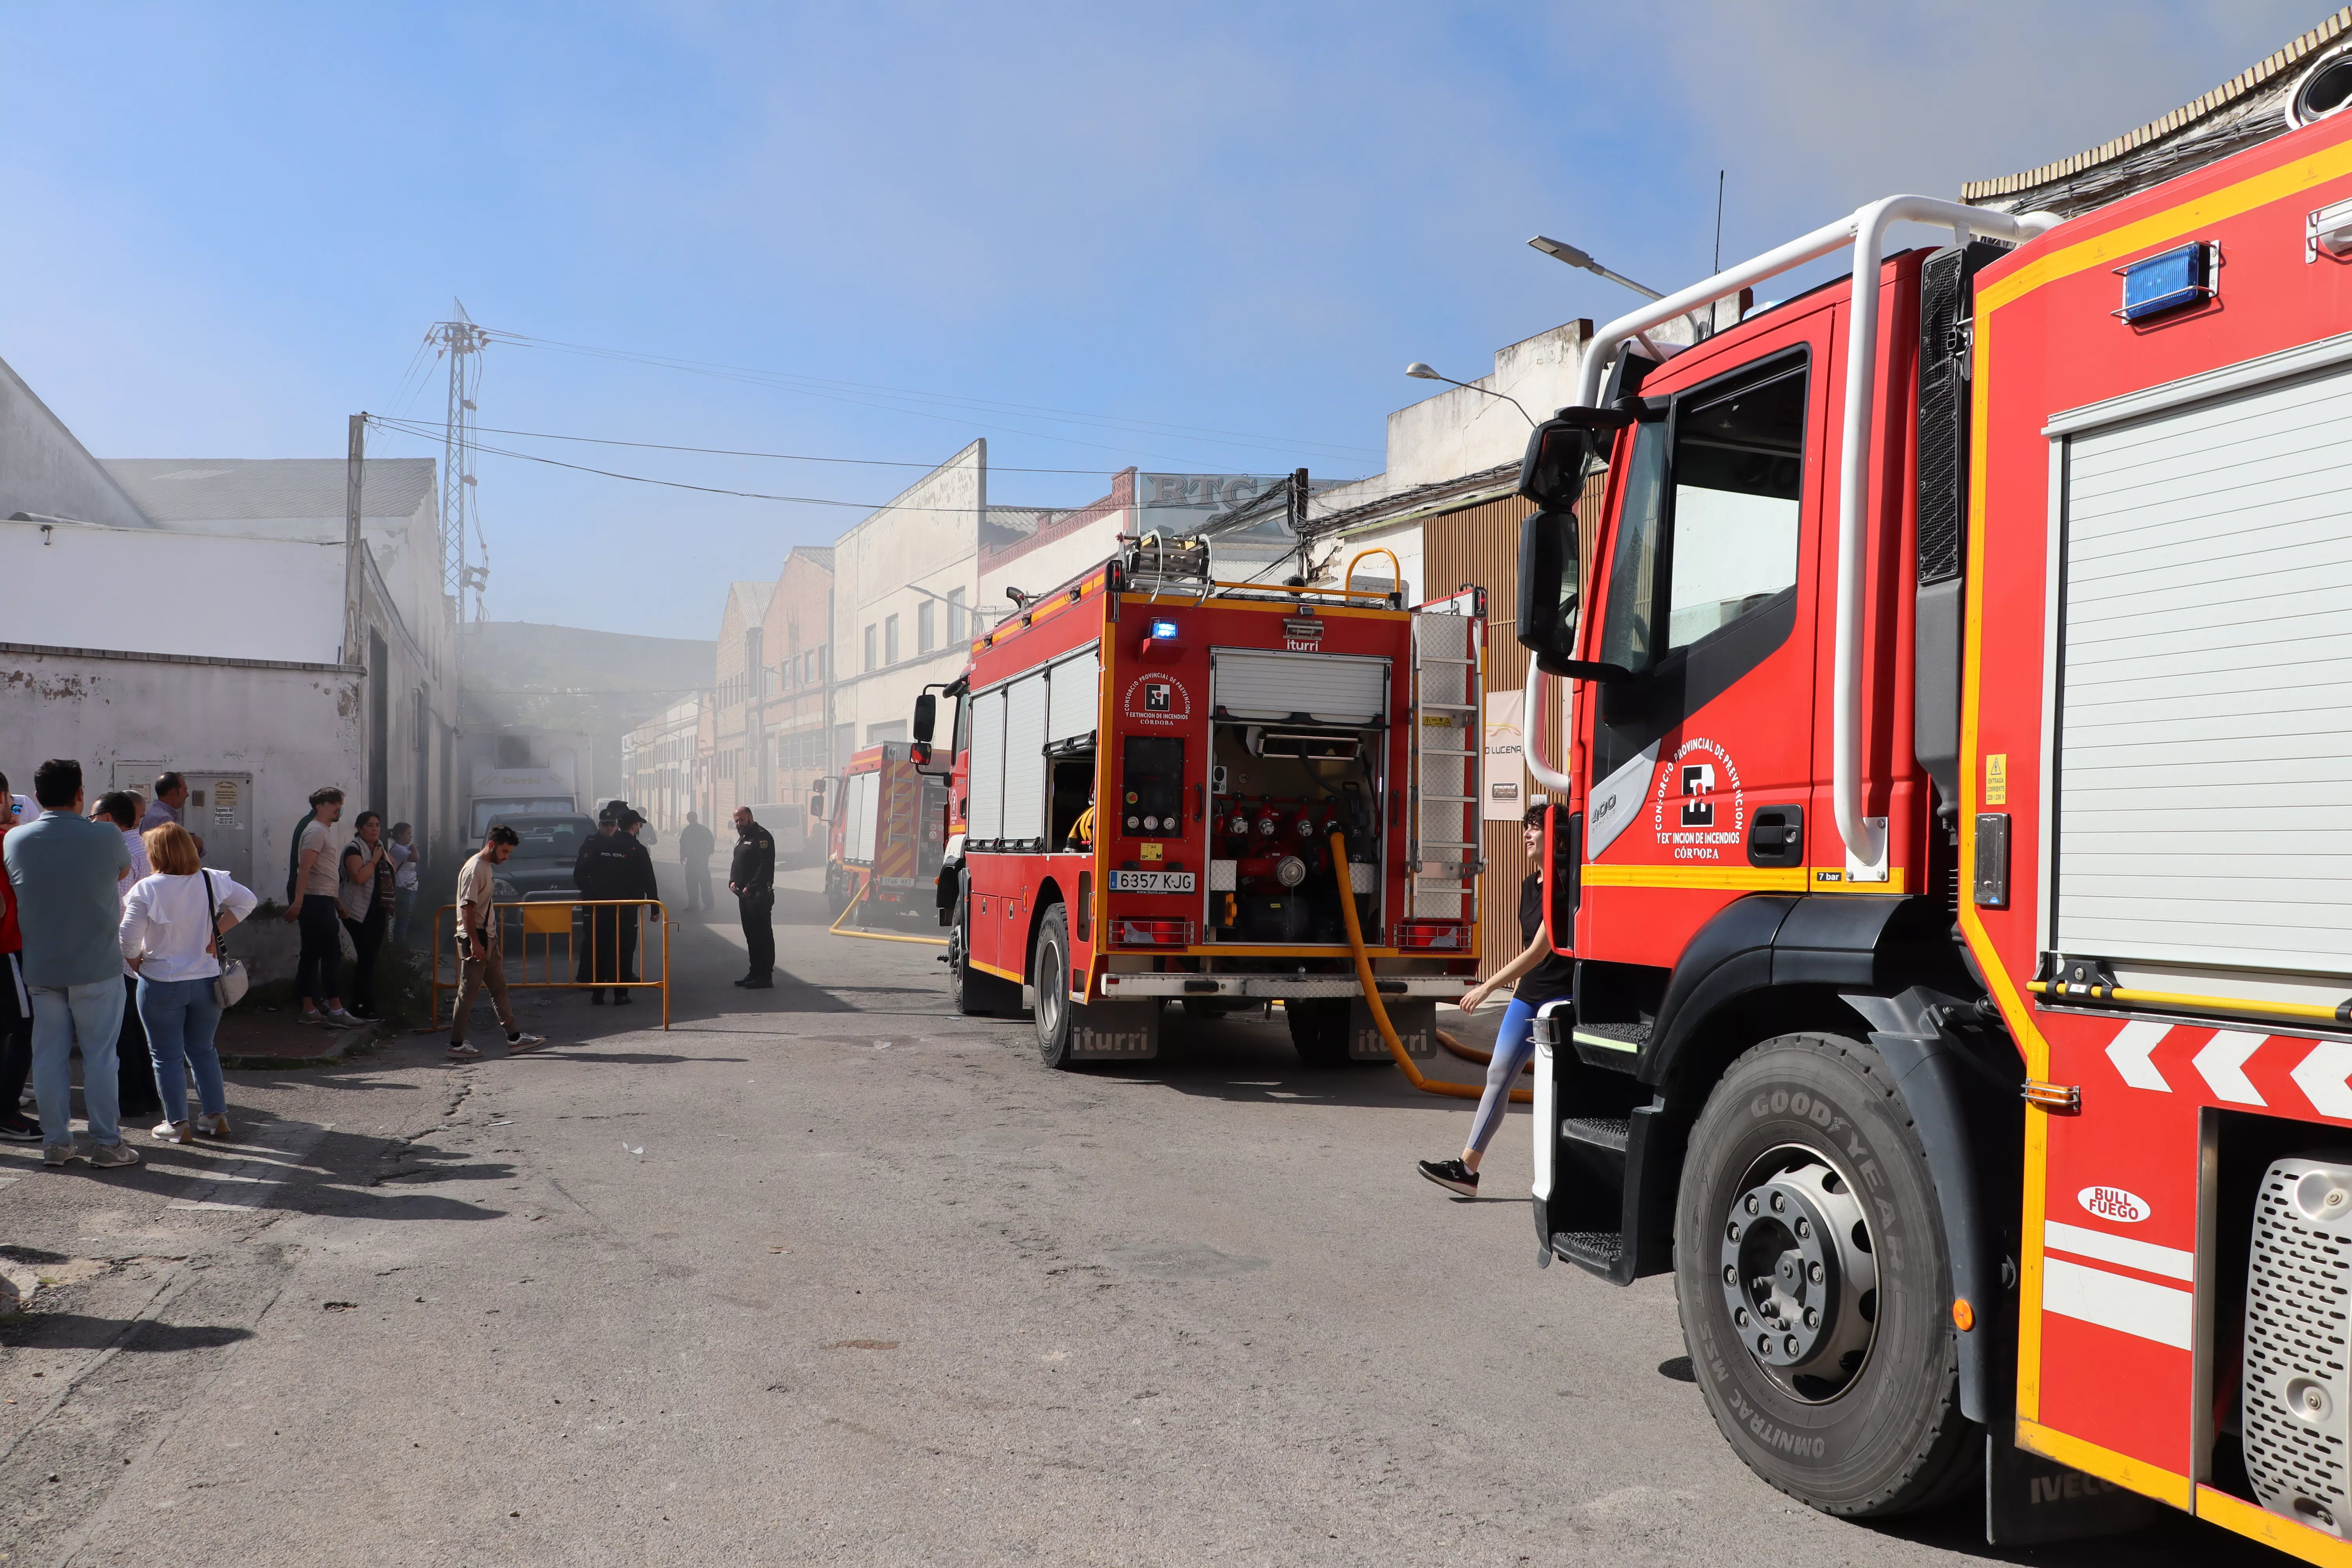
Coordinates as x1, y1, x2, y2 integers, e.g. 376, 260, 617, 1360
815, 742, 948, 924
1508, 58, 2352, 1557
917, 536, 1486, 1067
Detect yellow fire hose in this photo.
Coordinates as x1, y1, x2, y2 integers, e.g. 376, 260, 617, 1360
1331, 833, 1531, 1105
826, 871, 950, 947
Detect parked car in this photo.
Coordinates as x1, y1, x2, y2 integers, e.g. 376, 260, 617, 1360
485, 813, 596, 901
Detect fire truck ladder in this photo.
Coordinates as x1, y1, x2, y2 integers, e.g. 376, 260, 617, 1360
1407, 584, 1485, 920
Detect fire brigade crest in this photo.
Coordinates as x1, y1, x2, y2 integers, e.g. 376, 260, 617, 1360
1123, 673, 1191, 725
1650, 738, 1744, 860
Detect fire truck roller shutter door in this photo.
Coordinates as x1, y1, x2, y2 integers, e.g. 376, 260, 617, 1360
1212, 649, 1387, 724
1047, 648, 1101, 745
846, 771, 878, 864
1003, 672, 1049, 848
2053, 356, 2352, 981
969, 687, 1006, 844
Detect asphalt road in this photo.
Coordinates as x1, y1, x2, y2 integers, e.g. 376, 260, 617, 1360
0, 862, 2287, 1565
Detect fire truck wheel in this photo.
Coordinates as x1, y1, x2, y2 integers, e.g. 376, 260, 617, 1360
1285, 1000, 1350, 1067
1674, 1032, 1976, 1518
1033, 905, 1079, 1069
824, 869, 851, 920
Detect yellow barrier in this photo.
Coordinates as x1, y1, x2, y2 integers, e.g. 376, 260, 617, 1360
431, 898, 677, 1032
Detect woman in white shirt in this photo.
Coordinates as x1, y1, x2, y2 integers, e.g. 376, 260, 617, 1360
119, 822, 258, 1143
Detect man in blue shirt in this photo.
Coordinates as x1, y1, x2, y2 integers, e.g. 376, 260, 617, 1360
2, 759, 140, 1169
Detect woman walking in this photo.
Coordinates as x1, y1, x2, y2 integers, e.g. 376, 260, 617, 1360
120, 822, 256, 1142
338, 811, 395, 1018
1416, 804, 1575, 1198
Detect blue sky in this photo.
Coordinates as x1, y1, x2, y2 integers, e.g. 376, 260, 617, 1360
0, 0, 2323, 638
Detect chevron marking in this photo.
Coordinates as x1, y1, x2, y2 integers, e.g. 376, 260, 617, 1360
2104, 1019, 2173, 1093
2193, 1031, 2269, 1107
2293, 1040, 2352, 1122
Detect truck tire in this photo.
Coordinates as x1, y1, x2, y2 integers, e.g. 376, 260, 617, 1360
825, 867, 851, 920
949, 882, 1020, 1018
1675, 1032, 1977, 1517
1033, 904, 1078, 1069
1286, 999, 1349, 1067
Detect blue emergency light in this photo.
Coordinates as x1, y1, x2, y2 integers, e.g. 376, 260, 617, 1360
2118, 243, 2214, 322
1150, 619, 1179, 641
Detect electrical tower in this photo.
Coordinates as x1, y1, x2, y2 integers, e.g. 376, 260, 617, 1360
427, 304, 490, 626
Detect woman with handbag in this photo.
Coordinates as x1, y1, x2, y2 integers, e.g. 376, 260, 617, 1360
119, 822, 256, 1143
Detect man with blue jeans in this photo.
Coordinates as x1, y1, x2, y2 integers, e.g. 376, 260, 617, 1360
2, 759, 140, 1169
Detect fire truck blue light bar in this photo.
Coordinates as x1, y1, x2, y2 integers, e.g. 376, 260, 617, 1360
2118, 243, 2213, 322
1150, 620, 1179, 640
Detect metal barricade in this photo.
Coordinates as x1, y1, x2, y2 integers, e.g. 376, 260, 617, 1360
430, 898, 678, 1031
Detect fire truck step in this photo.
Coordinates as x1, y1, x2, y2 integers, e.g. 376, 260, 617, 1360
1550, 1230, 1624, 1274
1561, 1116, 1632, 1154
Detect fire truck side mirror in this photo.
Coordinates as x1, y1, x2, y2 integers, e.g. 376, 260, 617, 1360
808, 782, 828, 820
1517, 508, 1581, 661
911, 693, 937, 746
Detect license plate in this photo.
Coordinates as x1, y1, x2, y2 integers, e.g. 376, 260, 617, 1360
1110, 870, 1196, 893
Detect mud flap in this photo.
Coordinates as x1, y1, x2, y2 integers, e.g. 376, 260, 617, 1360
1985, 1434, 2162, 1545
1068, 999, 1160, 1062
1349, 998, 1436, 1061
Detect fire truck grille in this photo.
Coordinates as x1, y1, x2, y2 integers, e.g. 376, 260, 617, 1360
2243, 1156, 2352, 1536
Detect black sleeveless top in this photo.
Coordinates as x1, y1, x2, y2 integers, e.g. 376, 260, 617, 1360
1514, 872, 1575, 1010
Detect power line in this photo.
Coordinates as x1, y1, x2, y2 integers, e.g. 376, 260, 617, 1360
480, 328, 1382, 464
363, 414, 1131, 475
365, 416, 1011, 512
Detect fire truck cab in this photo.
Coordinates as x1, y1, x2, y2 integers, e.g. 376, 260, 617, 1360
926, 534, 1485, 1069
1513, 66, 2352, 1559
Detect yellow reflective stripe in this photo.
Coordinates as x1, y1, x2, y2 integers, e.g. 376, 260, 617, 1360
1581, 864, 1806, 892
1979, 138, 2352, 314
2014, 1418, 2193, 1511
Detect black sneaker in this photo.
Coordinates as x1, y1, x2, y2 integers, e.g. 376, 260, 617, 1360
1417, 1158, 1479, 1198
740, 976, 773, 990
613, 993, 633, 1007
0, 1118, 42, 1143
589, 991, 606, 1005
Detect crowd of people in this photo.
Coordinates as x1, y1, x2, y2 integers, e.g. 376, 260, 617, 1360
1, 755, 785, 1159
1, 760, 263, 1165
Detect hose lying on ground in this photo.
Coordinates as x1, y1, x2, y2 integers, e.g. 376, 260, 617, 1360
826, 873, 950, 947
1331, 832, 1530, 1105
1437, 1030, 1533, 1074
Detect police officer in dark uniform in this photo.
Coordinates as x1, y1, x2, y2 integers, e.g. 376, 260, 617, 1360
574, 808, 637, 1004
612, 810, 659, 1001
730, 805, 775, 989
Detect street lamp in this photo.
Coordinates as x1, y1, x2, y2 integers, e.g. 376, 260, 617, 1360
1403, 362, 1533, 426
1528, 234, 1712, 339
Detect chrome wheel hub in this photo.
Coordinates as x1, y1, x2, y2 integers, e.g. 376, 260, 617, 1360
1718, 1150, 1878, 1401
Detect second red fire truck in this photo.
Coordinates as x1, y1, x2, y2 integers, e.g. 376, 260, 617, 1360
1506, 38, 2352, 1561
917, 535, 1486, 1067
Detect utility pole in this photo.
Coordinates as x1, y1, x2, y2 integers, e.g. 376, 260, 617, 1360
427, 303, 490, 653
344, 413, 366, 664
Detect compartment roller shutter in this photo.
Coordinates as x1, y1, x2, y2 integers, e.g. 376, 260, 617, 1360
1002, 672, 1049, 846
1210, 648, 1388, 724
2057, 360, 2352, 977
968, 688, 1006, 844
1047, 647, 1101, 745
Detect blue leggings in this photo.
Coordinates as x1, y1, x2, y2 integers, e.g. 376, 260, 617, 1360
1466, 996, 1539, 1155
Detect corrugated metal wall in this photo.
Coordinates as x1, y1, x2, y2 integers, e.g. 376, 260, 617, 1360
1422, 475, 1601, 978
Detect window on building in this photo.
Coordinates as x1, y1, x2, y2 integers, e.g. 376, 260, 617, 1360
884, 614, 900, 666
947, 586, 967, 644
864, 623, 877, 670
918, 599, 935, 655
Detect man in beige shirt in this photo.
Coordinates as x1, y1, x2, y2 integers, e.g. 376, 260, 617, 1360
447, 825, 544, 1059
